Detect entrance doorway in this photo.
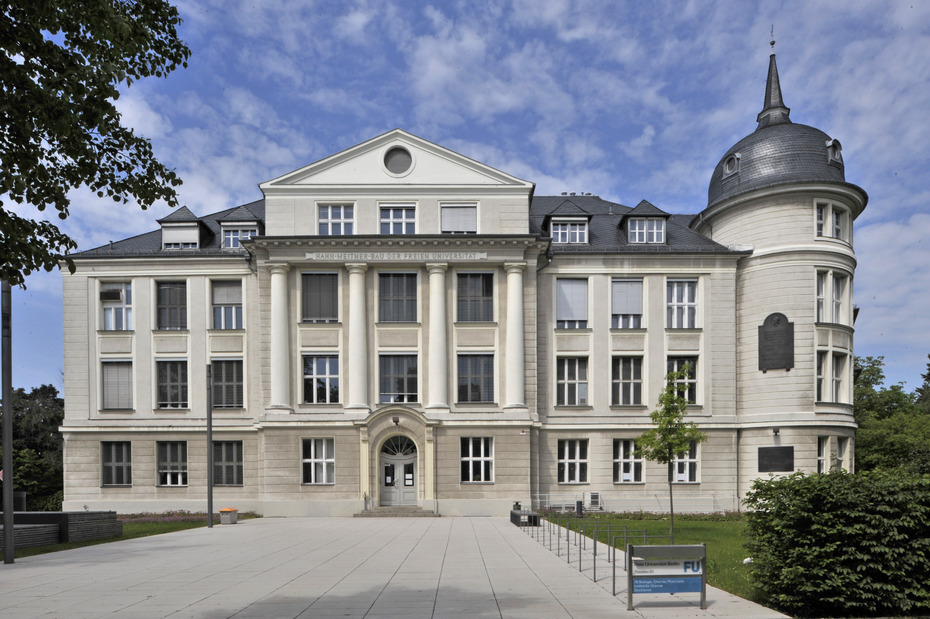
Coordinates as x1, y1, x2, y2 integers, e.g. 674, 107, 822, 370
380, 436, 417, 506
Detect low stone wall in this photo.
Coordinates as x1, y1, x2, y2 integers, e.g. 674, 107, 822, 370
0, 511, 122, 551
0, 524, 60, 553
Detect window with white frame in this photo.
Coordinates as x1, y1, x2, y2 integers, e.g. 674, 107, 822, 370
457, 354, 494, 403
303, 355, 339, 404
836, 437, 849, 471
102, 361, 132, 410
816, 271, 827, 322
672, 441, 698, 483
213, 441, 243, 486
667, 279, 697, 328
379, 354, 417, 403
457, 273, 493, 322
223, 228, 256, 248
163, 242, 198, 249
441, 203, 477, 234
301, 273, 338, 323
816, 201, 849, 242
212, 281, 242, 329
816, 351, 827, 401
629, 218, 665, 243
301, 438, 335, 484
380, 204, 415, 234
611, 279, 642, 328
101, 282, 132, 330
460, 437, 493, 482
157, 441, 188, 486
551, 219, 588, 243
832, 353, 846, 403
816, 203, 825, 237
157, 360, 188, 408
212, 360, 243, 408
379, 273, 417, 322
817, 436, 828, 474
613, 439, 643, 483
319, 204, 354, 235
156, 281, 187, 330
101, 441, 131, 486
833, 274, 847, 323
667, 357, 697, 404
557, 439, 588, 483
556, 278, 588, 328
556, 357, 588, 406
816, 270, 849, 325
611, 357, 642, 405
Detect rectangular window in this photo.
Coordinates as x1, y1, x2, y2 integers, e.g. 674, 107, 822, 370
556, 278, 588, 328
836, 437, 849, 471
629, 218, 665, 243
832, 275, 846, 323
380, 204, 415, 234
212, 360, 243, 408
101, 441, 131, 486
379, 273, 417, 322
379, 355, 417, 403
157, 441, 188, 486
557, 439, 588, 483
832, 353, 846, 402
460, 437, 493, 482
613, 439, 643, 483
101, 282, 132, 330
441, 203, 477, 234
611, 357, 643, 405
223, 229, 256, 248
156, 281, 187, 330
163, 242, 198, 249
457, 273, 493, 322
157, 360, 188, 408
301, 273, 338, 323
556, 357, 588, 406
667, 357, 697, 404
816, 203, 825, 237
551, 221, 587, 243
817, 436, 828, 474
213, 441, 243, 486
816, 272, 826, 322
611, 279, 642, 328
667, 280, 697, 328
672, 441, 698, 483
301, 438, 335, 484
832, 210, 846, 241
102, 361, 132, 410
303, 355, 339, 404
319, 204, 354, 235
212, 281, 243, 329
457, 354, 494, 403
816, 351, 827, 401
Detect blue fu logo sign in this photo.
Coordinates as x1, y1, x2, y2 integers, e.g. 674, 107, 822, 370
628, 544, 707, 610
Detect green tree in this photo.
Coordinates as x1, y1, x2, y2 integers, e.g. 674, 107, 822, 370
916, 354, 930, 414
0, 0, 190, 287
636, 364, 707, 539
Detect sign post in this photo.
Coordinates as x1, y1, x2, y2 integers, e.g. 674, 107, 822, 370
627, 544, 706, 610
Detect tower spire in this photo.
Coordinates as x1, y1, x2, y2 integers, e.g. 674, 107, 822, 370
756, 28, 791, 130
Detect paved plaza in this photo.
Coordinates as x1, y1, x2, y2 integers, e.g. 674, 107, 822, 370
0, 517, 786, 618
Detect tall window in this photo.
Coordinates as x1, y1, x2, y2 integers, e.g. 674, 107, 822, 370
319, 204, 354, 235
613, 439, 643, 483
101, 441, 131, 486
302, 438, 335, 484
667, 357, 697, 404
212, 281, 243, 329
156, 281, 187, 330
551, 220, 587, 243
212, 360, 243, 408
102, 361, 132, 410
817, 436, 828, 474
816, 272, 827, 322
832, 210, 846, 241
157, 360, 188, 408
441, 203, 477, 234
301, 273, 338, 323
457, 273, 493, 322
836, 437, 849, 471
460, 437, 493, 482
629, 218, 665, 243
556, 278, 588, 328
223, 228, 256, 248
816, 203, 825, 236
213, 441, 243, 486
611, 357, 642, 405
557, 439, 588, 483
157, 441, 188, 486
612, 279, 642, 328
379, 273, 417, 322
667, 280, 697, 328
556, 357, 588, 406
832, 353, 846, 402
457, 354, 494, 403
303, 355, 339, 404
380, 204, 415, 234
379, 355, 417, 403
672, 441, 698, 483
816, 351, 827, 401
816, 201, 849, 241
832, 275, 846, 323
101, 282, 132, 330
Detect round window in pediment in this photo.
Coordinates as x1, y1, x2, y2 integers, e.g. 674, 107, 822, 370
384, 146, 413, 175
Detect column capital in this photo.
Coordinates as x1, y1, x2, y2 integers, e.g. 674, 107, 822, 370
267, 263, 290, 275
346, 262, 369, 274
504, 262, 526, 274
426, 262, 449, 274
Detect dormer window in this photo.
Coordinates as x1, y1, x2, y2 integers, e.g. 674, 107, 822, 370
826, 139, 843, 165
163, 242, 198, 250
722, 153, 741, 177
551, 219, 587, 243
223, 229, 257, 248
629, 218, 665, 244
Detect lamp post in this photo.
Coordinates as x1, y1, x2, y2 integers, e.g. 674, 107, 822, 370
2, 281, 14, 563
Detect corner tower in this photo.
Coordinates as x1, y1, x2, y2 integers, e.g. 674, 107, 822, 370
693, 50, 868, 496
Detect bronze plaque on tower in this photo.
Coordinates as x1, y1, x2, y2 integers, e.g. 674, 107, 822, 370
759, 312, 794, 372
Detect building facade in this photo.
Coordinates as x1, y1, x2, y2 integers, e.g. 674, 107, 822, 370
61, 54, 867, 516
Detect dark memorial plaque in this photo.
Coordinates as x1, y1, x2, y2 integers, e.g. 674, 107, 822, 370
759, 312, 794, 372
758, 446, 794, 472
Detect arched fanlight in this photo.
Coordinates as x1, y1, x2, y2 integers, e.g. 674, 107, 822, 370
381, 435, 416, 455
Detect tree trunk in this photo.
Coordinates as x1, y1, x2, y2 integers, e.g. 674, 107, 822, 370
667, 459, 675, 542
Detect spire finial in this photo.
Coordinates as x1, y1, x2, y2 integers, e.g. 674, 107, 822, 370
756, 38, 791, 130
770, 25, 775, 53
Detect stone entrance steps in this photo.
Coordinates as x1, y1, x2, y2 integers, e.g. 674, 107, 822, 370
355, 505, 440, 518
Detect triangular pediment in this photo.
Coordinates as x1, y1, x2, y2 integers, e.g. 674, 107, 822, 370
260, 129, 533, 191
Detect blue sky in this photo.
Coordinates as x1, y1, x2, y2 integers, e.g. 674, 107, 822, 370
6, 0, 930, 392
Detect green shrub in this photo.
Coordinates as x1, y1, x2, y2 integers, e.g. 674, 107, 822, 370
744, 469, 930, 617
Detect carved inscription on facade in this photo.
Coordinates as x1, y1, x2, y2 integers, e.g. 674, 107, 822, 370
306, 251, 488, 262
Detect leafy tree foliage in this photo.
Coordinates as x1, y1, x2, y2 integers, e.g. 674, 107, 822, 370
0, 385, 64, 509
916, 354, 930, 415
0, 0, 190, 286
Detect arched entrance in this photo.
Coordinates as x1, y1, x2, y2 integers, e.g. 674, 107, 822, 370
380, 435, 417, 506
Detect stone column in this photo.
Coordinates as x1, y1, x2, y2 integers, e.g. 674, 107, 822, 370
504, 263, 526, 408
269, 263, 291, 410
346, 263, 369, 410
426, 263, 448, 410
